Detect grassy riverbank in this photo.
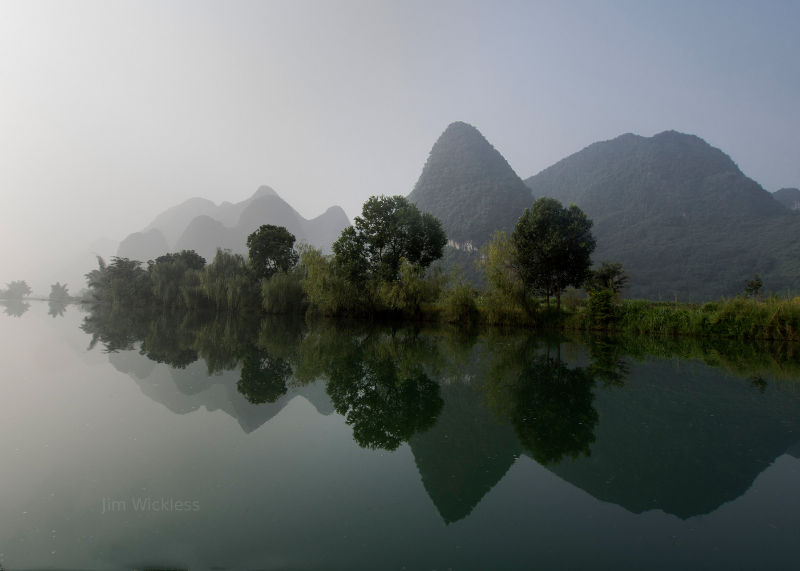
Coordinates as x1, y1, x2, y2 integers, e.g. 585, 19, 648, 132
565, 296, 800, 342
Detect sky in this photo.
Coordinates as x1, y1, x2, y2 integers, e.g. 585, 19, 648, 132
1, 0, 799, 293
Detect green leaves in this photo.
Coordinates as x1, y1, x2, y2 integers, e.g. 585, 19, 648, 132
512, 198, 596, 308
246, 224, 299, 282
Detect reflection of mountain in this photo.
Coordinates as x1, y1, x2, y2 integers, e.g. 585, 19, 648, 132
108, 350, 333, 433
118, 186, 350, 262
88, 312, 800, 523
409, 382, 520, 523
540, 359, 800, 519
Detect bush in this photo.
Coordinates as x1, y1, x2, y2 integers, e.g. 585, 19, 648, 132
440, 281, 479, 324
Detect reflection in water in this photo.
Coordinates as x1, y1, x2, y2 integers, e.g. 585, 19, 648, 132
80, 304, 800, 523
47, 299, 69, 317
485, 337, 598, 465
1, 299, 30, 317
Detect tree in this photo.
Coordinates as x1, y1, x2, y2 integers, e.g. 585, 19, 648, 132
333, 195, 447, 283
246, 225, 299, 282
2, 280, 32, 299
512, 198, 595, 310
202, 249, 257, 311
149, 250, 206, 308
3, 280, 31, 299
49, 282, 70, 301
585, 261, 628, 295
744, 274, 763, 300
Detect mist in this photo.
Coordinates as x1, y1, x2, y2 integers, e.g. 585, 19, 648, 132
1, 0, 798, 294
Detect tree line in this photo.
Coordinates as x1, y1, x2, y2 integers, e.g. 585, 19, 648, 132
82, 194, 626, 327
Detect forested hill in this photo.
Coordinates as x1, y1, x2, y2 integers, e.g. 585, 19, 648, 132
773, 187, 800, 211
524, 131, 800, 300
408, 121, 531, 248
117, 186, 350, 262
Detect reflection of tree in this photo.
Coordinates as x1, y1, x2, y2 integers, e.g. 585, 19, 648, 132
328, 358, 442, 451
586, 335, 629, 387
2, 300, 30, 317
81, 305, 150, 352
237, 352, 292, 404
48, 300, 69, 318
140, 313, 199, 368
307, 327, 444, 451
510, 354, 597, 464
487, 337, 599, 465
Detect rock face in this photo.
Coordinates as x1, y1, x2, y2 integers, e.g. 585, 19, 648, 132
408, 121, 532, 249
524, 131, 800, 300
117, 185, 350, 262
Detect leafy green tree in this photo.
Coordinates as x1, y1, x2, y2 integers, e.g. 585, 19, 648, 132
84, 257, 152, 306
479, 231, 533, 322
512, 198, 595, 310
149, 250, 206, 308
333, 195, 447, 283
202, 249, 257, 312
247, 224, 299, 282
585, 261, 628, 328
261, 268, 307, 315
2, 280, 32, 299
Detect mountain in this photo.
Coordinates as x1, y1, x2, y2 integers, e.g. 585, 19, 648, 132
117, 228, 169, 261
408, 122, 532, 249
118, 186, 350, 262
773, 187, 800, 211
524, 131, 800, 299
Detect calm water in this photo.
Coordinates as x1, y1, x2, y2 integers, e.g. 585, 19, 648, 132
2, 301, 800, 570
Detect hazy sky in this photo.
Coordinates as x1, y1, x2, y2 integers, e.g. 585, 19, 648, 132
1, 0, 798, 292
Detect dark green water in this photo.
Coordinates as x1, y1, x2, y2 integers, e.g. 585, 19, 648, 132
1, 302, 800, 570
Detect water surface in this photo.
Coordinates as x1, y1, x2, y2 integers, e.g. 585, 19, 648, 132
1, 303, 799, 569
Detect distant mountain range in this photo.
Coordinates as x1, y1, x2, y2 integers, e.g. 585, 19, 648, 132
407, 121, 800, 300
114, 124, 800, 300
118, 186, 350, 262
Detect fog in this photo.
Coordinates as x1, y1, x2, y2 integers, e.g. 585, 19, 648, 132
1, 0, 798, 294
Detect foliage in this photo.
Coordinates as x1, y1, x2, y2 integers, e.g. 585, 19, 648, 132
84, 257, 153, 307
301, 247, 367, 316
149, 250, 206, 309
262, 268, 307, 315
333, 195, 447, 283
378, 259, 444, 316
439, 278, 479, 325
49, 282, 70, 301
744, 274, 763, 300
585, 261, 628, 294
247, 224, 299, 282
201, 249, 258, 312
2, 280, 32, 299
479, 231, 533, 324
587, 289, 619, 328
512, 197, 596, 310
